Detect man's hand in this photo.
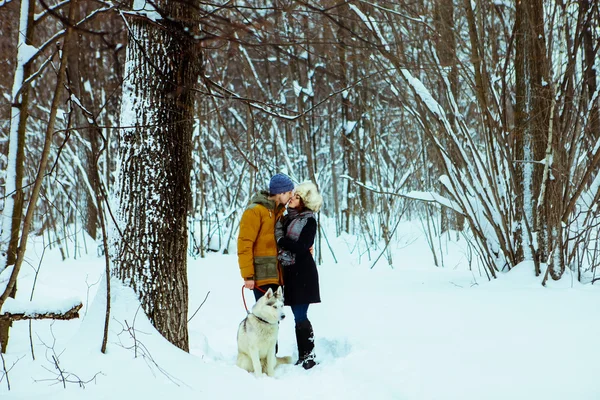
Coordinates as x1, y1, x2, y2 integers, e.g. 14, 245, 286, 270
309, 245, 314, 255
244, 279, 255, 290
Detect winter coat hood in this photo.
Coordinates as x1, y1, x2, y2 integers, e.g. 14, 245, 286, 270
248, 190, 276, 210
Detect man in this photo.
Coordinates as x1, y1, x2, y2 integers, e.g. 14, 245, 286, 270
238, 173, 294, 300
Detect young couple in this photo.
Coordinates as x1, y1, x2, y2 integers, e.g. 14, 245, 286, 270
237, 173, 322, 370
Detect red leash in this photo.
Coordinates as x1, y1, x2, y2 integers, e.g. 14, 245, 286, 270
242, 284, 266, 313
242, 285, 250, 313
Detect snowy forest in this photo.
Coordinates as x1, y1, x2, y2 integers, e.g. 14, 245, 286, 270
1, 0, 600, 358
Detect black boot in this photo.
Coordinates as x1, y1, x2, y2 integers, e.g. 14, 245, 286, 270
295, 319, 317, 370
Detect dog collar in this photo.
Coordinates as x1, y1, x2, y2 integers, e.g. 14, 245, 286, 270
251, 313, 275, 325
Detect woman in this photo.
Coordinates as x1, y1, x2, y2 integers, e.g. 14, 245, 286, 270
275, 181, 322, 370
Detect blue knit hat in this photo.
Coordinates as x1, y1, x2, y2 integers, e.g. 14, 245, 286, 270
269, 173, 294, 195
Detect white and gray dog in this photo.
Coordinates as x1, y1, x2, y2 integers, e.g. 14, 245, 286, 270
236, 287, 292, 377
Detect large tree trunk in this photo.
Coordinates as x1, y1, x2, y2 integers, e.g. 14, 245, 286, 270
112, 1, 201, 352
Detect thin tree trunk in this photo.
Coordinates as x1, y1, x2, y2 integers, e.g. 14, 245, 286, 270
436, 0, 463, 233
514, 0, 551, 275
66, 4, 98, 241
329, 115, 340, 236
93, 138, 111, 354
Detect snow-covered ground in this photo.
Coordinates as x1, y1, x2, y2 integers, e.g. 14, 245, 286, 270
1, 223, 599, 399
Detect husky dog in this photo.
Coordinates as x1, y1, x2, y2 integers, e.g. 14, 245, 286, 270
237, 287, 293, 377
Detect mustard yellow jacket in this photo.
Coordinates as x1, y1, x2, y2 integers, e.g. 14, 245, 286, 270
237, 191, 285, 287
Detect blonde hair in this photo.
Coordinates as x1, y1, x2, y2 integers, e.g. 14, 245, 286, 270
294, 181, 323, 212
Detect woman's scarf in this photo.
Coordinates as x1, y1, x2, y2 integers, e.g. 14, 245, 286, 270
278, 208, 314, 266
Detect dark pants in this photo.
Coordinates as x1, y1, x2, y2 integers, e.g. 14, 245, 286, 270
291, 304, 309, 323
253, 284, 280, 301
254, 285, 310, 324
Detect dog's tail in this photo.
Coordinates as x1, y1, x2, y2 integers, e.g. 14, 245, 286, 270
277, 356, 293, 365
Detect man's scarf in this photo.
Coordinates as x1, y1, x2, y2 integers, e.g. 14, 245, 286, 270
278, 208, 314, 266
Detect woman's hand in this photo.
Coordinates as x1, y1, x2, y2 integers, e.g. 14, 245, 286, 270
275, 220, 284, 243
244, 279, 255, 290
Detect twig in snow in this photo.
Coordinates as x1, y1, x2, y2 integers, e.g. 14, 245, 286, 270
188, 291, 210, 323
113, 310, 189, 388
84, 275, 102, 318
35, 325, 102, 388
0, 352, 24, 391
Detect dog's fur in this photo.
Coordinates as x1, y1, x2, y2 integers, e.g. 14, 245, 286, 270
237, 287, 293, 377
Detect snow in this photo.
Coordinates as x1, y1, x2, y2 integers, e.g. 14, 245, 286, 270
403, 188, 462, 213
0, 265, 15, 293
1, 297, 81, 316
292, 80, 314, 98
1, 224, 600, 399
344, 120, 357, 135
17, 44, 37, 66
131, 0, 161, 22
238, 41, 266, 95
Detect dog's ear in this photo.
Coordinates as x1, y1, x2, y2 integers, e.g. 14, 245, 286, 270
265, 288, 273, 298
276, 286, 283, 297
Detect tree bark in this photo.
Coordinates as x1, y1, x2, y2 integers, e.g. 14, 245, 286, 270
113, 3, 202, 352
514, 0, 552, 275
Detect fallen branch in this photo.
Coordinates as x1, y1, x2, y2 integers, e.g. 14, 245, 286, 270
0, 303, 82, 321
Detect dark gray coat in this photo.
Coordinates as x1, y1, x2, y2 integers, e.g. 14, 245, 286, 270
278, 216, 321, 306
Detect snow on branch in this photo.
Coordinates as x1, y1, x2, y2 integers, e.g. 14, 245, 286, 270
26, 5, 114, 71
0, 298, 82, 321
340, 174, 463, 213
130, 0, 162, 22
34, 0, 69, 22
400, 69, 450, 129
357, 0, 433, 28
349, 4, 390, 52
